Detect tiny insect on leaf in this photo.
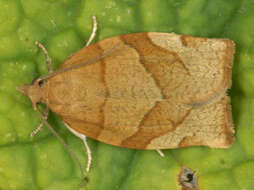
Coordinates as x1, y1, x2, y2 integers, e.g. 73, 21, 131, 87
18, 18, 235, 178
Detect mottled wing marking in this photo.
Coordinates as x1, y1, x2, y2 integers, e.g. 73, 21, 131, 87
97, 37, 163, 145
149, 33, 234, 104
147, 97, 234, 149
121, 102, 193, 149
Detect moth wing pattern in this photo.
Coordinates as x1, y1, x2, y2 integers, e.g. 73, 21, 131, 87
43, 32, 235, 149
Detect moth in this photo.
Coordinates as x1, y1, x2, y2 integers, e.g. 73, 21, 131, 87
18, 16, 235, 177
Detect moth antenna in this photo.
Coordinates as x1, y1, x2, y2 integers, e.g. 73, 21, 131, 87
33, 105, 85, 179
38, 43, 120, 81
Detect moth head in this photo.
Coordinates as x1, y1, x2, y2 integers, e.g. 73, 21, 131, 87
17, 79, 45, 108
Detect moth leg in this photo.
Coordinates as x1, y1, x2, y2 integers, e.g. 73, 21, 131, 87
35, 41, 53, 73
156, 149, 165, 157
30, 107, 49, 137
85, 15, 97, 47
63, 123, 92, 173
34, 107, 85, 179
32, 41, 52, 136
82, 136, 92, 172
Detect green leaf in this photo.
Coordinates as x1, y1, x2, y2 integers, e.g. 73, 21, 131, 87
0, 0, 253, 189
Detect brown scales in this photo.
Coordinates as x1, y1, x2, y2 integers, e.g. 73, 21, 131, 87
18, 32, 235, 150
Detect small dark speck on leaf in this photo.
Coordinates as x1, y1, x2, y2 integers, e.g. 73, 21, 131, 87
179, 166, 198, 190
